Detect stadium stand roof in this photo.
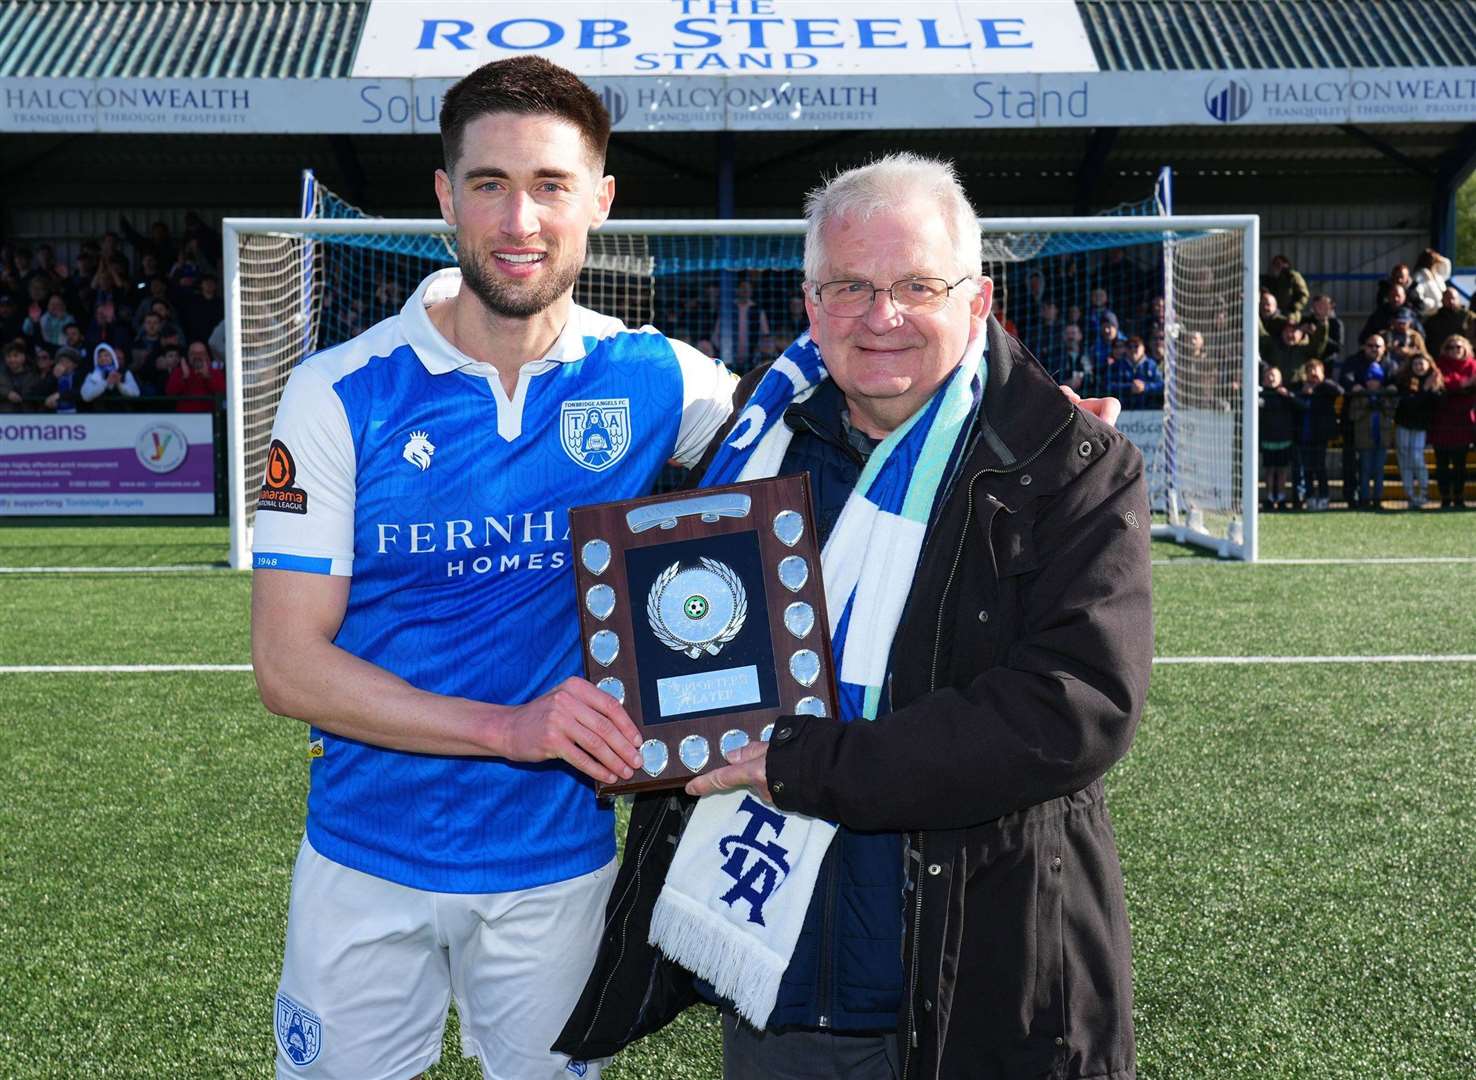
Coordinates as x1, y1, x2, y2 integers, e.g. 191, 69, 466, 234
1079, 0, 1476, 71
0, 0, 364, 78
2, 1, 1473, 79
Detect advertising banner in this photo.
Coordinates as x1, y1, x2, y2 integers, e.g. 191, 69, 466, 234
1115, 409, 1166, 511
1115, 407, 1239, 516
0, 413, 216, 516
350, 1, 1099, 78
2, 67, 1472, 134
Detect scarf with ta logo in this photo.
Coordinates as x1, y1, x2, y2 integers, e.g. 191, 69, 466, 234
649, 326, 987, 1028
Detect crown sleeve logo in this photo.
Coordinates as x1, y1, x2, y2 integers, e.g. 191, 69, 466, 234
402, 430, 435, 471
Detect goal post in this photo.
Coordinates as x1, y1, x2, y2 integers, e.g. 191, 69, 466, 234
224, 213, 1259, 571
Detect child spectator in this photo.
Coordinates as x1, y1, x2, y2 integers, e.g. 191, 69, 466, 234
1392, 354, 1443, 509
1431, 334, 1476, 509
1292, 359, 1342, 510
1259, 365, 1299, 510
1118, 335, 1164, 408
37, 346, 83, 412
81, 342, 140, 406
61, 322, 86, 354
1345, 364, 1399, 510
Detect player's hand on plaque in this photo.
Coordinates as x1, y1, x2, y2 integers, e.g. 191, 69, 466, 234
686, 738, 771, 803
1059, 383, 1122, 427
501, 676, 643, 785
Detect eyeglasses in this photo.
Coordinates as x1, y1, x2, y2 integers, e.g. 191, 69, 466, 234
810, 276, 972, 318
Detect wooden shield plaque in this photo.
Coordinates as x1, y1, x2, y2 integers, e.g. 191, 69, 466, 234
569, 474, 838, 795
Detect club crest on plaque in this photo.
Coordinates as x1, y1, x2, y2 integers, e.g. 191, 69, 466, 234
647, 557, 748, 659
560, 398, 631, 472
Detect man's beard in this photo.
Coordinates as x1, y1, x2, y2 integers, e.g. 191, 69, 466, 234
458, 242, 583, 319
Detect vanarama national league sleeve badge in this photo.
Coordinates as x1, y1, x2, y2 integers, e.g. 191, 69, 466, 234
561, 398, 631, 472
258, 439, 308, 514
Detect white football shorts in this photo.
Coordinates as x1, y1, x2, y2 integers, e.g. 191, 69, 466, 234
273, 837, 614, 1080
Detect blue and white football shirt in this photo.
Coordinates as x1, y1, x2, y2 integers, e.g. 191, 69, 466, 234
254, 268, 735, 893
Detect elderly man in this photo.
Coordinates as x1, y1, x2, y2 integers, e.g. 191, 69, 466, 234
559, 154, 1152, 1080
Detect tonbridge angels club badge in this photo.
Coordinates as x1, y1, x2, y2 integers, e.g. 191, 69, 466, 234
561, 398, 631, 472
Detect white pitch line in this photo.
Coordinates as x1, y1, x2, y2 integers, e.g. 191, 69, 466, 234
5, 656, 1476, 676
1152, 556, 1476, 566
0, 564, 230, 574
0, 664, 253, 674
1153, 654, 1476, 665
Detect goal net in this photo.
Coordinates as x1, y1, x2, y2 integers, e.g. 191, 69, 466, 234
225, 190, 1257, 569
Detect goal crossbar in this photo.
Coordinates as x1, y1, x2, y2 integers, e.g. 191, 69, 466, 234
224, 214, 1259, 571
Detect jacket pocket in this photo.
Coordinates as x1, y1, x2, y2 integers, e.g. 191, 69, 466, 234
1057, 800, 1136, 1078
946, 816, 1066, 1077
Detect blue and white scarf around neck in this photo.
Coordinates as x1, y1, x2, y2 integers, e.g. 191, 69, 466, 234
650, 326, 987, 1028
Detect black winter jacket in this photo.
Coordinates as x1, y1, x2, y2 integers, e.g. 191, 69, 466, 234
555, 319, 1153, 1079
1292, 378, 1343, 446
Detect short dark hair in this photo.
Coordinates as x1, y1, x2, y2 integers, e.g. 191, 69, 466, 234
439, 56, 610, 174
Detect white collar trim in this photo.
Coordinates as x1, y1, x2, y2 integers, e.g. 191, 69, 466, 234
400, 267, 590, 375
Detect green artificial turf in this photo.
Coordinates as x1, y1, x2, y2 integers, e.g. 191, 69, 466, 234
2, 515, 1474, 1077
0, 572, 252, 665
1119, 665, 1476, 1079
0, 515, 231, 567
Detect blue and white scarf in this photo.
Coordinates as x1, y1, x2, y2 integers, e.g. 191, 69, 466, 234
649, 327, 987, 1028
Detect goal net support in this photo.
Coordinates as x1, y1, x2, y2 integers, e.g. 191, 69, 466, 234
224, 208, 1258, 570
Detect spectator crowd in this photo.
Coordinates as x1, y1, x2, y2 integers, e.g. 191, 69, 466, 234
0, 213, 227, 416
660, 243, 1475, 513
1255, 249, 1476, 511
11, 214, 1466, 514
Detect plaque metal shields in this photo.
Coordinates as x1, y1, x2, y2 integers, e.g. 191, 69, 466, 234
569, 474, 838, 795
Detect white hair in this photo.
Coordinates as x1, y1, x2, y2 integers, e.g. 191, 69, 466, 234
802, 152, 982, 284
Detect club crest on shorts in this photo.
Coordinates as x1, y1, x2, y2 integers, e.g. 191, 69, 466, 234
275, 993, 322, 1068
561, 398, 630, 472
